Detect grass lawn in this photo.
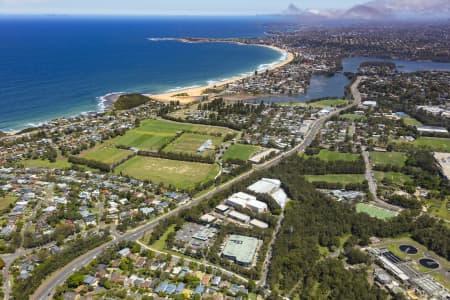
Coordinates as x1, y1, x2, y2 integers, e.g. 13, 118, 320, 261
413, 137, 450, 152
79, 145, 133, 165
356, 203, 398, 220
278, 102, 307, 107
114, 130, 177, 152
402, 116, 423, 126
304, 174, 365, 184
151, 224, 176, 251
0, 195, 16, 211
310, 149, 360, 162
374, 171, 412, 184
115, 156, 220, 190
162, 133, 222, 158
308, 99, 349, 108
223, 144, 261, 162
369, 151, 407, 168
114, 119, 234, 152
425, 198, 450, 222
339, 114, 367, 122
21, 157, 71, 169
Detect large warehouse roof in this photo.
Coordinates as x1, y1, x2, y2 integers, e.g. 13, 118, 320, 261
222, 235, 259, 266
248, 178, 281, 194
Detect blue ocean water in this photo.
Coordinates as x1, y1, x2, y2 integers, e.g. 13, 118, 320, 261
0, 16, 285, 131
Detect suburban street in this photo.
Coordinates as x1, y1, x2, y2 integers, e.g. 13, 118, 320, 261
32, 78, 364, 300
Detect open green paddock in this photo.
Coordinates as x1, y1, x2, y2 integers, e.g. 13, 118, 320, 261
162, 133, 223, 158
113, 119, 235, 152
0, 195, 16, 211
309, 149, 361, 162
374, 171, 412, 184
304, 174, 365, 184
369, 151, 407, 168
114, 130, 177, 152
21, 157, 71, 169
413, 137, 450, 152
308, 99, 349, 108
114, 156, 220, 190
402, 116, 422, 126
356, 203, 398, 220
223, 143, 261, 162
79, 145, 134, 166
137, 119, 234, 136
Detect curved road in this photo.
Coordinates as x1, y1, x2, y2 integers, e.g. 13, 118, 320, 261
32, 77, 363, 300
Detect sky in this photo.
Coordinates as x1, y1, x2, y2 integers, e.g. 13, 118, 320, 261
0, 0, 366, 15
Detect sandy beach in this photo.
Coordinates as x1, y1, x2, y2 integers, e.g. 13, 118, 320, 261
149, 43, 295, 104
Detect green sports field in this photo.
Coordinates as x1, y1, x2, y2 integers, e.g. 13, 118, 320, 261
162, 133, 223, 158
223, 144, 261, 162
79, 145, 133, 165
369, 151, 407, 168
308, 99, 349, 108
311, 149, 360, 162
374, 171, 412, 184
113, 119, 234, 152
356, 203, 398, 220
304, 174, 365, 184
413, 137, 450, 152
21, 157, 71, 169
114, 156, 220, 190
402, 116, 422, 126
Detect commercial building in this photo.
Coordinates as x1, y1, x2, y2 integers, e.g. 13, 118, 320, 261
416, 126, 449, 134
222, 235, 259, 267
228, 211, 251, 223
215, 204, 230, 214
250, 219, 269, 229
246, 199, 268, 213
248, 178, 288, 208
435, 152, 450, 180
225, 192, 256, 210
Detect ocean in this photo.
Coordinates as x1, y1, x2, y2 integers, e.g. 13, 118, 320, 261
0, 16, 286, 131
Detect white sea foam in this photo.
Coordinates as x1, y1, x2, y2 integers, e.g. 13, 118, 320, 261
97, 92, 127, 111
147, 37, 178, 42
164, 85, 202, 93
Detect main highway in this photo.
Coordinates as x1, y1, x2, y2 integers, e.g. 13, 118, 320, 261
32, 77, 363, 300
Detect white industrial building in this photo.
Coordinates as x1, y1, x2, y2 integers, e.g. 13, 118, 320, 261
225, 192, 268, 213
225, 195, 249, 209
416, 126, 449, 134
248, 178, 288, 209
250, 219, 269, 229
246, 199, 268, 213
228, 211, 251, 223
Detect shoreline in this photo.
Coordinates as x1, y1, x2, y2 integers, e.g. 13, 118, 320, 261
3, 40, 294, 136
148, 39, 295, 104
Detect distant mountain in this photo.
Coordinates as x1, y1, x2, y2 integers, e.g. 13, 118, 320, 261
282, 3, 340, 20
282, 0, 449, 20
283, 4, 302, 15
343, 4, 390, 20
